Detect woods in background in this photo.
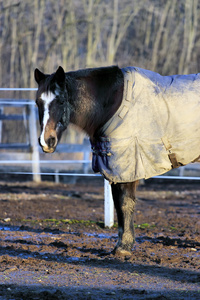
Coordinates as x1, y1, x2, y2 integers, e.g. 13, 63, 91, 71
0, 0, 200, 88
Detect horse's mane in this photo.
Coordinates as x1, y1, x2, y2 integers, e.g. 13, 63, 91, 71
37, 66, 121, 95
66, 65, 121, 79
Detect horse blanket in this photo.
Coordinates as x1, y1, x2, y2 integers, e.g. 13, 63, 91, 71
91, 67, 200, 183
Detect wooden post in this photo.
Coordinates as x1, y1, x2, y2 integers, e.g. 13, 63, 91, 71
104, 179, 114, 228
28, 104, 41, 182
83, 137, 90, 173
0, 107, 3, 143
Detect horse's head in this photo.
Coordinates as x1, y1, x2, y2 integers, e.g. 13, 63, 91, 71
34, 66, 70, 153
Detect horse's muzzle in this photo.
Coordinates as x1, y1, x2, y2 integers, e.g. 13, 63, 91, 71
38, 135, 57, 153
42, 146, 56, 153
47, 136, 57, 148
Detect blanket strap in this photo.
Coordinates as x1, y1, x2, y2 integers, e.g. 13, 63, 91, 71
118, 70, 133, 119
168, 153, 179, 169
162, 137, 179, 168
101, 69, 134, 136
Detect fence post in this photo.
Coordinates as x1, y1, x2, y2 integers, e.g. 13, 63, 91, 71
83, 137, 90, 173
0, 107, 3, 143
28, 105, 41, 182
104, 179, 114, 228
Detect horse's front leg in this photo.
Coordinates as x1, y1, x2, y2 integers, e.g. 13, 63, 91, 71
111, 181, 138, 255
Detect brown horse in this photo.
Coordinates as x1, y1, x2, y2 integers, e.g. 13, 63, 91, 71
34, 65, 200, 255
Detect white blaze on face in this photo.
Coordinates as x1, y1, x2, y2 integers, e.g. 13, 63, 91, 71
40, 92, 56, 148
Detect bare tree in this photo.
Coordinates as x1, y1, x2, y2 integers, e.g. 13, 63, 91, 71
1, 0, 200, 86
178, 0, 198, 74
150, 1, 171, 71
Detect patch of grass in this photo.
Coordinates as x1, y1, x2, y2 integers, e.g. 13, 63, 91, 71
20, 219, 42, 225
20, 218, 110, 228
65, 219, 95, 226
19, 219, 157, 230
42, 219, 61, 225
135, 223, 156, 229
170, 226, 178, 231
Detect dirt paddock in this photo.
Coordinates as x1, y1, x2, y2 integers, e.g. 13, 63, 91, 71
0, 177, 200, 299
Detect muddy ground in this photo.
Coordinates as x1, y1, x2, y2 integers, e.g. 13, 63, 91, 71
0, 177, 200, 299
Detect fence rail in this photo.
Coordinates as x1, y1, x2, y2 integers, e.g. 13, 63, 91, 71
0, 88, 37, 91
0, 95, 92, 180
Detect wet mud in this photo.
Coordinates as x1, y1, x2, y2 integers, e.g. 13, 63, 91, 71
0, 179, 200, 299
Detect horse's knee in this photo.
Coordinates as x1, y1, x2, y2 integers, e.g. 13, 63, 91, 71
121, 197, 135, 213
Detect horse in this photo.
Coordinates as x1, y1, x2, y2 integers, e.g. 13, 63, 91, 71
34, 65, 200, 256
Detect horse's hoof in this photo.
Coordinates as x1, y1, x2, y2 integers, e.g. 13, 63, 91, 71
114, 247, 132, 257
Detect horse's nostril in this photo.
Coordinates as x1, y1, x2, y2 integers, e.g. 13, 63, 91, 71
47, 136, 56, 148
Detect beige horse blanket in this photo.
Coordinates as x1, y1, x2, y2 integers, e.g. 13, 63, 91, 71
91, 67, 200, 183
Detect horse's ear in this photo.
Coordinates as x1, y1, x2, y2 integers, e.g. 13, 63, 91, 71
55, 66, 65, 84
34, 68, 46, 84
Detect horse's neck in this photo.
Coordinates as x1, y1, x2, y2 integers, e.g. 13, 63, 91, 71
68, 67, 124, 137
